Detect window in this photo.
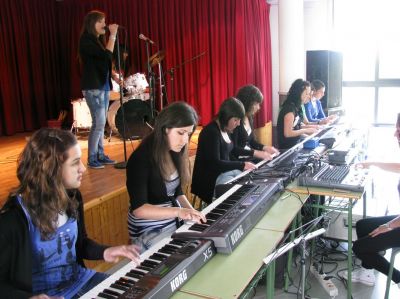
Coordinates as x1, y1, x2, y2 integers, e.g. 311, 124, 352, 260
334, 0, 400, 126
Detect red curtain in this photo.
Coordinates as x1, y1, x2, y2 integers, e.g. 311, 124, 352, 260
0, 0, 272, 136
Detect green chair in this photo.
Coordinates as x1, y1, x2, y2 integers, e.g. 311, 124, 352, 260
384, 247, 400, 299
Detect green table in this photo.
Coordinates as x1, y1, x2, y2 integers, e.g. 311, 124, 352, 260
172, 191, 309, 299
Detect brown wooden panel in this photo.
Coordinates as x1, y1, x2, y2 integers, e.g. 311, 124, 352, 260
254, 121, 272, 146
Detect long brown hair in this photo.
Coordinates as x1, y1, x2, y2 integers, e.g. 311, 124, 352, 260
217, 97, 245, 131
151, 102, 198, 185
12, 128, 79, 239
78, 10, 106, 63
235, 85, 263, 116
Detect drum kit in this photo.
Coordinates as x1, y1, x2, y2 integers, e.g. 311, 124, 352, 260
71, 48, 205, 140
71, 71, 153, 138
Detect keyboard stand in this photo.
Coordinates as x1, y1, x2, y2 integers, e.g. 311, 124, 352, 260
288, 178, 368, 299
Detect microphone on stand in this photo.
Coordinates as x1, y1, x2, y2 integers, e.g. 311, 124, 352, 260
104, 25, 126, 31
139, 33, 155, 44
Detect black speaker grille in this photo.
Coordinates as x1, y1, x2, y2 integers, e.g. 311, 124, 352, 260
306, 50, 343, 109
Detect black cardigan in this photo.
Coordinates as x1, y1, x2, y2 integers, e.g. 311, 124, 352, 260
126, 134, 184, 211
0, 190, 108, 298
230, 119, 264, 160
79, 32, 113, 90
191, 121, 244, 204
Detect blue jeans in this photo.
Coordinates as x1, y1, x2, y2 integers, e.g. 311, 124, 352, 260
83, 90, 110, 162
131, 223, 177, 254
71, 272, 109, 298
215, 169, 242, 185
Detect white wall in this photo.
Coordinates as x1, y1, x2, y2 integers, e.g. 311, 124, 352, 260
269, 1, 280, 126
304, 0, 334, 51
268, 0, 334, 125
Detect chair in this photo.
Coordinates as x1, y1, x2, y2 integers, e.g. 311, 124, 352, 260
384, 247, 400, 299
185, 155, 205, 211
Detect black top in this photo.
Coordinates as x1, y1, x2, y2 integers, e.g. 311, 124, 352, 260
0, 190, 108, 298
230, 118, 264, 160
126, 133, 184, 211
79, 32, 113, 90
277, 102, 303, 149
191, 121, 244, 204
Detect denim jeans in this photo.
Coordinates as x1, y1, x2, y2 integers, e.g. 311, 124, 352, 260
215, 169, 242, 185
82, 89, 110, 162
131, 223, 177, 254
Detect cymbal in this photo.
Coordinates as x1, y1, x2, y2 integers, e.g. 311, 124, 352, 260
149, 50, 165, 67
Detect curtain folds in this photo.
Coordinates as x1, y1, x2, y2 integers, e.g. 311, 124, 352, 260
0, 0, 272, 136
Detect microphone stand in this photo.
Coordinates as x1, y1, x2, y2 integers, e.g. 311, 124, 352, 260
114, 31, 128, 169
144, 40, 155, 118
263, 215, 327, 299
166, 51, 206, 101
158, 61, 168, 110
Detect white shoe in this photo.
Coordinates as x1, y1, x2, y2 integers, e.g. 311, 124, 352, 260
342, 268, 376, 286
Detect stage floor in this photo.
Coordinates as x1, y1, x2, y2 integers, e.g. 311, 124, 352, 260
0, 130, 199, 207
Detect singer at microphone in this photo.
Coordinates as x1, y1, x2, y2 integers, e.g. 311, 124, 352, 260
104, 24, 125, 31
139, 33, 155, 45
78, 10, 120, 168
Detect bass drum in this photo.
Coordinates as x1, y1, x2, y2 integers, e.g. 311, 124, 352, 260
71, 98, 92, 128
107, 97, 130, 132
107, 99, 153, 139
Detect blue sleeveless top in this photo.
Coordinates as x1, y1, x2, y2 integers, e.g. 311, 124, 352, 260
17, 196, 95, 298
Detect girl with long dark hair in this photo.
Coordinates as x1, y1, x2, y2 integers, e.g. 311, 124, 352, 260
126, 102, 206, 253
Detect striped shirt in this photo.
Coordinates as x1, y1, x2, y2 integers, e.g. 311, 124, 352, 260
128, 171, 180, 239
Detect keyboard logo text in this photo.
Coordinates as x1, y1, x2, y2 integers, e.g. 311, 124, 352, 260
203, 246, 214, 262
230, 225, 244, 246
170, 269, 188, 292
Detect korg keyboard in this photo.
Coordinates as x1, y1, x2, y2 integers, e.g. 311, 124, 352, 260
173, 182, 283, 254
80, 238, 215, 299
318, 125, 349, 148
315, 125, 333, 138
297, 162, 368, 192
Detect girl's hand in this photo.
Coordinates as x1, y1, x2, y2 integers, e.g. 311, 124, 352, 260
103, 244, 140, 264
178, 208, 207, 223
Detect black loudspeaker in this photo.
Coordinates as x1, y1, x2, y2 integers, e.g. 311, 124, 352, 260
306, 50, 343, 110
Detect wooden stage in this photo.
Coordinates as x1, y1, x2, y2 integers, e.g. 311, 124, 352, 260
0, 131, 200, 206
1, 133, 133, 206
0, 123, 270, 271
0, 130, 201, 270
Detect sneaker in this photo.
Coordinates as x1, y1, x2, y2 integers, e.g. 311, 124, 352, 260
342, 268, 375, 286
98, 155, 116, 165
87, 160, 105, 169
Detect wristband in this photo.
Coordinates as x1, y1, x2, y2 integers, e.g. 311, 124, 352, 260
110, 35, 116, 41
382, 223, 392, 230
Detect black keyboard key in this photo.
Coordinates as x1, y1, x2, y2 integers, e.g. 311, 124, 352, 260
212, 208, 226, 215
206, 213, 222, 220
141, 260, 158, 268
111, 282, 129, 291
126, 271, 143, 280
98, 292, 117, 299
118, 277, 135, 286
170, 239, 187, 246
150, 253, 167, 261
103, 288, 121, 296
